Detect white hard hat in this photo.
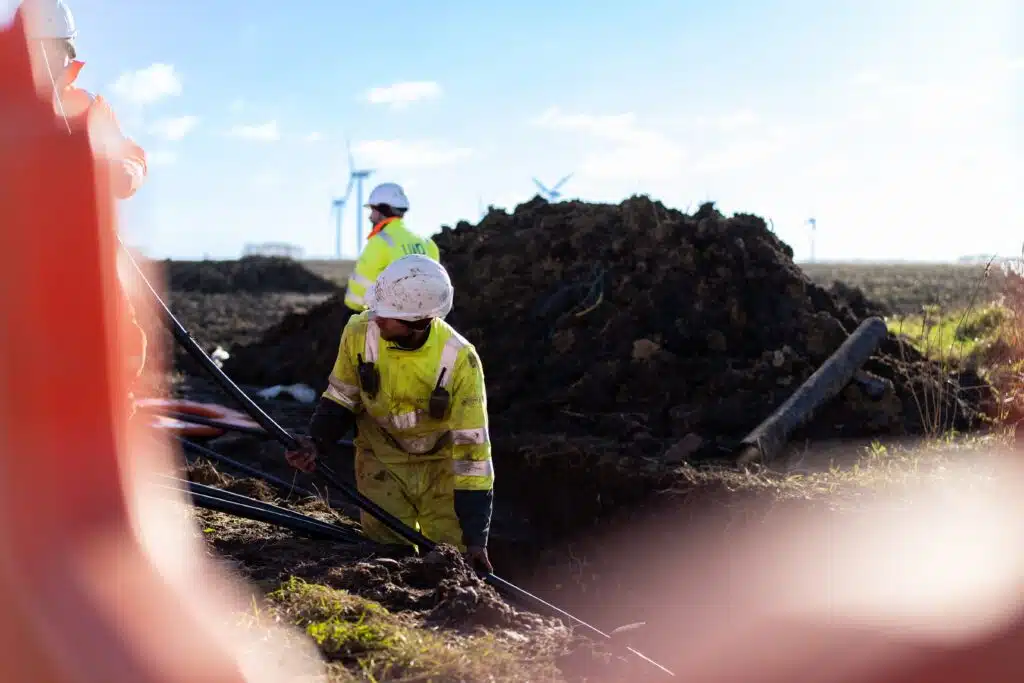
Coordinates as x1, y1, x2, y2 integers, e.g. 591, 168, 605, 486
366, 254, 453, 321
365, 182, 410, 211
19, 0, 78, 40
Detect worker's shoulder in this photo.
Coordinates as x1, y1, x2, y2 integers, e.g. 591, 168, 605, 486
342, 310, 372, 335
439, 322, 482, 366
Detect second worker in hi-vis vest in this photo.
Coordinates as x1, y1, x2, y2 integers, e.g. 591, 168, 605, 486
285, 255, 494, 572
343, 182, 441, 313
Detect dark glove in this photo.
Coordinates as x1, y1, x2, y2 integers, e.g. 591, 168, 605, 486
284, 435, 319, 473
465, 545, 493, 574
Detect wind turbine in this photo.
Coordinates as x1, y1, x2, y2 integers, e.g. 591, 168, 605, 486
807, 217, 817, 262
532, 173, 573, 201
330, 174, 355, 260
347, 139, 375, 246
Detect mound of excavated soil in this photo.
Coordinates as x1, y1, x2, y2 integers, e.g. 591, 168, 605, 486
163, 256, 341, 294
220, 294, 355, 389
220, 197, 994, 448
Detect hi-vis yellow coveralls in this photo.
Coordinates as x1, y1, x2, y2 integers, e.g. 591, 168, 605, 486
311, 311, 494, 550
344, 218, 441, 313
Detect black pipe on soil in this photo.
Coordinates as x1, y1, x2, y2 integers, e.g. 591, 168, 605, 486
156, 473, 368, 544
122, 245, 676, 680
154, 482, 366, 543
174, 436, 319, 499
734, 316, 890, 466
173, 437, 368, 531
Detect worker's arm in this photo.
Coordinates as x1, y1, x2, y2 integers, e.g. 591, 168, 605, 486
344, 236, 391, 312
309, 317, 361, 449
449, 346, 494, 549
91, 95, 147, 200
426, 238, 440, 263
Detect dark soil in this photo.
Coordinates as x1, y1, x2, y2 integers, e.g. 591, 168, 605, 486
162, 256, 341, 294
150, 197, 1007, 681
215, 197, 996, 444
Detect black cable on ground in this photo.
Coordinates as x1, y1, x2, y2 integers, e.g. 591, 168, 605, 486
173, 435, 366, 526
156, 473, 368, 544
122, 244, 675, 680
154, 482, 365, 543
173, 435, 316, 498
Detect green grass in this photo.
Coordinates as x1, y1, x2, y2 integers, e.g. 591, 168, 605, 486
247, 577, 569, 682
887, 302, 1016, 366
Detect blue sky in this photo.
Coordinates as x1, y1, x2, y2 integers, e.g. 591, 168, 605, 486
5, 0, 1022, 261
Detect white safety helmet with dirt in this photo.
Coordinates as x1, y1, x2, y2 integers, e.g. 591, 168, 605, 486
365, 182, 410, 211
366, 254, 453, 321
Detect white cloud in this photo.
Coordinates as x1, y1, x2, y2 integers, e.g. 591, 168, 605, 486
364, 81, 441, 109
148, 150, 178, 166
692, 130, 793, 173
110, 63, 182, 106
531, 106, 686, 181
851, 70, 884, 86
304, 132, 323, 142
353, 139, 472, 168
252, 171, 282, 187
227, 121, 280, 141
717, 109, 759, 131
148, 115, 199, 141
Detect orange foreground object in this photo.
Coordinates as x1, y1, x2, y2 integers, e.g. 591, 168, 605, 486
135, 398, 264, 438
0, 13, 319, 682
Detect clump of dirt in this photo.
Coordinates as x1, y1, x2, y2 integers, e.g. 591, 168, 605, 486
222, 196, 994, 443
224, 477, 278, 502
187, 460, 232, 487
326, 545, 530, 631
162, 256, 340, 294
186, 460, 278, 503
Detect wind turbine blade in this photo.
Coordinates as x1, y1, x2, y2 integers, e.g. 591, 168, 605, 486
552, 173, 573, 192
346, 138, 355, 172
343, 175, 355, 201
532, 178, 550, 194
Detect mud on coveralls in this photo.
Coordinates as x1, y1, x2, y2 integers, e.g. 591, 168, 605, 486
343, 217, 441, 313
307, 311, 494, 550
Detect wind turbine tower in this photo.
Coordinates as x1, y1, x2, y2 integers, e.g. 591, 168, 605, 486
331, 174, 355, 260
533, 173, 574, 201
807, 217, 817, 262
347, 140, 375, 245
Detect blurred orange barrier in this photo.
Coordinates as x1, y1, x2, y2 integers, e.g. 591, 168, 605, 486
0, 11, 318, 682
135, 398, 263, 438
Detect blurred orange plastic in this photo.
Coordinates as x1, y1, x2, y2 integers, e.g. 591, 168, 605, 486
0, 13, 318, 682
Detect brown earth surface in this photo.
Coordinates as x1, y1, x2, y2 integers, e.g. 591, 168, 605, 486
139, 196, 1015, 680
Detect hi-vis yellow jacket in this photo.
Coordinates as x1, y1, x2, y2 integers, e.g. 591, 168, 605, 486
322, 311, 494, 492
344, 218, 441, 313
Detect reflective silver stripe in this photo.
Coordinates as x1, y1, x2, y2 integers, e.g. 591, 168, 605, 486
368, 412, 444, 454
391, 410, 418, 429
345, 291, 365, 306
377, 231, 395, 247
329, 376, 360, 396
350, 273, 374, 288
327, 377, 360, 409
325, 384, 358, 409
451, 427, 488, 445
436, 334, 466, 388
364, 320, 381, 362
453, 459, 494, 478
